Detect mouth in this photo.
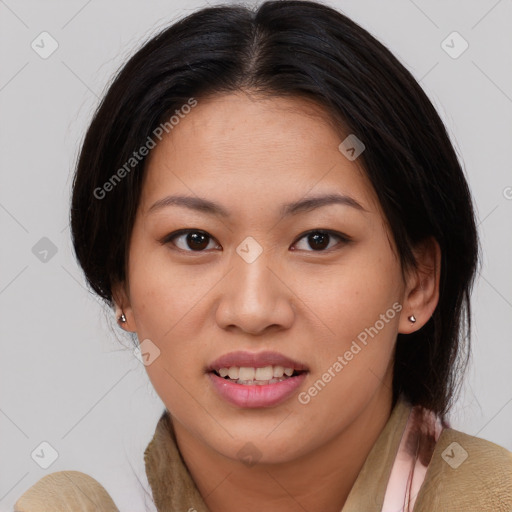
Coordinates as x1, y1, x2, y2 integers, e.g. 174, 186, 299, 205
206, 351, 309, 408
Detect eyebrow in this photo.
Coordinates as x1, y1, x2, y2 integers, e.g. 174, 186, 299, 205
147, 193, 368, 218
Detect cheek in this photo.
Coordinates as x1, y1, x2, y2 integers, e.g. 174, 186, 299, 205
127, 249, 210, 419
127, 243, 199, 333
296, 262, 401, 423
296, 249, 402, 345
127, 244, 215, 377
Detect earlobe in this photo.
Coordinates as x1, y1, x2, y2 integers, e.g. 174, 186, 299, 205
112, 281, 137, 333
399, 236, 441, 334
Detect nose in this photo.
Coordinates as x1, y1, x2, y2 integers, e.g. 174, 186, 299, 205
215, 248, 295, 336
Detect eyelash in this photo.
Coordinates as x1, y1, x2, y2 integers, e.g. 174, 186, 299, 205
160, 229, 352, 254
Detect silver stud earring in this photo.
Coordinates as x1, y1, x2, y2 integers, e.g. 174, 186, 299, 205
408, 315, 416, 323
118, 312, 127, 323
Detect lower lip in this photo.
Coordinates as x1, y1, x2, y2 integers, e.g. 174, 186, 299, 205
208, 371, 307, 408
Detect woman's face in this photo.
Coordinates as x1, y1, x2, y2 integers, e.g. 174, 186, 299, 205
118, 92, 416, 464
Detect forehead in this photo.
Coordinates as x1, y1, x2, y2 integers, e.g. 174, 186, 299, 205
140, 92, 380, 216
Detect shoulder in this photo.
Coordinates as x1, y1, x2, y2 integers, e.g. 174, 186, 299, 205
414, 427, 512, 511
14, 470, 119, 512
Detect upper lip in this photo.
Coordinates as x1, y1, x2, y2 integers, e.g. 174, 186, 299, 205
207, 351, 309, 372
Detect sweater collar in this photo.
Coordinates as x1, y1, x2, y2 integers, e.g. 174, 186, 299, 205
144, 396, 413, 511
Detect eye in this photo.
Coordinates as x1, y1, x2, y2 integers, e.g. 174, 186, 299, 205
162, 229, 220, 252
291, 230, 350, 252
161, 229, 351, 253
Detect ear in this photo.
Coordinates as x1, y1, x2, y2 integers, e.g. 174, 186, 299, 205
112, 280, 137, 333
398, 236, 441, 334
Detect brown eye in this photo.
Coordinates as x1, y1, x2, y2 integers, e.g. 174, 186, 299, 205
164, 230, 219, 252
184, 232, 210, 250
307, 232, 330, 250
292, 230, 350, 252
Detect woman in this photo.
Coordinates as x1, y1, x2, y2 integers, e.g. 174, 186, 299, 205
15, 1, 512, 511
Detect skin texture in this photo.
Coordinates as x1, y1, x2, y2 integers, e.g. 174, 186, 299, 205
113, 91, 440, 512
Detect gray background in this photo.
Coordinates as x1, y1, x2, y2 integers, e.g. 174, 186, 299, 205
1, 0, 511, 510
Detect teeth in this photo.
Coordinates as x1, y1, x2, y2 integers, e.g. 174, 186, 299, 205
239, 367, 255, 380
216, 365, 297, 381
273, 365, 284, 378
228, 367, 239, 379
235, 376, 289, 385
255, 366, 274, 380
